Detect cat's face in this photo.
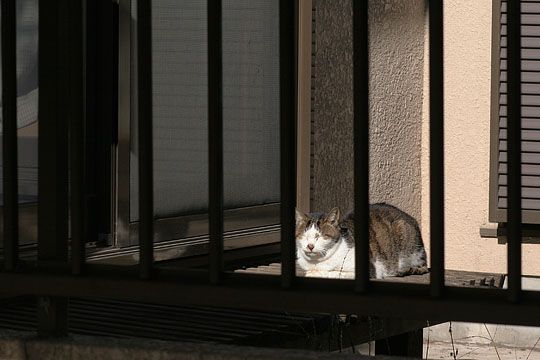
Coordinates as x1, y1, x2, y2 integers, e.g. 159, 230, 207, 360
295, 208, 341, 261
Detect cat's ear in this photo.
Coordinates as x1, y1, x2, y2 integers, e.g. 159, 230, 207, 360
295, 208, 308, 226
325, 207, 340, 226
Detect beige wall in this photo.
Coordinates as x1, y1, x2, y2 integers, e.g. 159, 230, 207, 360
421, 0, 540, 275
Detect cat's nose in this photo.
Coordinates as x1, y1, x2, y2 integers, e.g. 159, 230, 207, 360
307, 244, 314, 251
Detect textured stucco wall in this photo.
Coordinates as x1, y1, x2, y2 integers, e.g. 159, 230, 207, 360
311, 0, 426, 223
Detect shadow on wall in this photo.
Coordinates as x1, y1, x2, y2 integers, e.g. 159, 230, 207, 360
310, 0, 425, 224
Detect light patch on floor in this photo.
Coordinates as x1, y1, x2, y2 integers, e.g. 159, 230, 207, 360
424, 322, 540, 360
424, 341, 540, 359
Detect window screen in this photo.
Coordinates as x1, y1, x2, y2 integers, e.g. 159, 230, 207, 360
130, 0, 280, 221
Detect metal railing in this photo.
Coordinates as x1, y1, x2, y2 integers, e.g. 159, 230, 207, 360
506, 0, 522, 303
0, 0, 536, 337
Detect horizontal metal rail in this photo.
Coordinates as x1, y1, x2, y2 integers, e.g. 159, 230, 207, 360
0, 270, 539, 326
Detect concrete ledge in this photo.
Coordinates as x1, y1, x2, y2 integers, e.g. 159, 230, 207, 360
0, 330, 415, 360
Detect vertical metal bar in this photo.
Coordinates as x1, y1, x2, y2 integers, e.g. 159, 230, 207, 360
429, 0, 445, 298
507, 0, 522, 303
280, 0, 297, 288
84, 0, 118, 249
296, 0, 312, 214
137, 0, 153, 279
38, 0, 70, 336
38, 0, 70, 270
71, 0, 86, 275
116, 0, 132, 247
208, 0, 223, 284
95, 0, 119, 245
353, 0, 370, 292
37, 296, 68, 338
1, 0, 18, 271
85, 0, 99, 247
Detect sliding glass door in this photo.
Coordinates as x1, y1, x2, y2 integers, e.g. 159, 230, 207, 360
115, 0, 281, 255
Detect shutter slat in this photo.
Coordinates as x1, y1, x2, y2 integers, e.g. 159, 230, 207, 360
501, 48, 540, 59
500, 83, 540, 94
502, 3, 540, 14
500, 93, 540, 105
501, 36, 540, 47
500, 117, 540, 129
501, 14, 540, 25
499, 128, 540, 141
499, 174, 540, 187
501, 25, 540, 37
500, 70, 540, 82
499, 140, 540, 152
499, 105, 540, 117
499, 186, 540, 197
500, 59, 540, 71
500, 151, 540, 163
498, 198, 540, 209
499, 163, 540, 175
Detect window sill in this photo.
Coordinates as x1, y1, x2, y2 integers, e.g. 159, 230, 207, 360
480, 223, 540, 243
479, 223, 499, 238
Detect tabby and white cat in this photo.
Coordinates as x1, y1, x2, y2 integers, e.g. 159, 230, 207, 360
295, 203, 429, 279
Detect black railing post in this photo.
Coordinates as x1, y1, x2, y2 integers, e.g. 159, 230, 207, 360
208, 0, 224, 284
38, 0, 73, 336
70, 0, 86, 276
138, 0, 154, 280
429, 0, 445, 298
507, 0, 522, 303
1, 0, 18, 272
353, 0, 370, 292
279, 0, 297, 288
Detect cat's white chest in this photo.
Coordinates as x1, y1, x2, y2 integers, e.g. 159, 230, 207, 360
297, 238, 354, 279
